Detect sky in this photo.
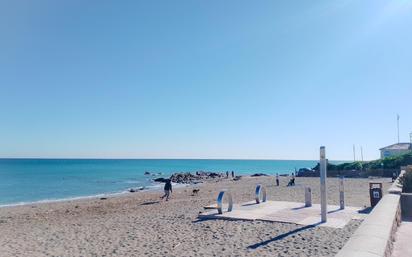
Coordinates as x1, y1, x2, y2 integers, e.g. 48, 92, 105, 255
0, 0, 412, 160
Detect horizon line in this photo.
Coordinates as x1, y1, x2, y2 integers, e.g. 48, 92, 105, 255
0, 157, 352, 162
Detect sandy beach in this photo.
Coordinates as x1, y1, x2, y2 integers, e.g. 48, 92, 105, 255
0, 176, 391, 257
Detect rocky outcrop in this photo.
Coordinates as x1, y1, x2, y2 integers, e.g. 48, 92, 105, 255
154, 171, 226, 184
170, 172, 198, 184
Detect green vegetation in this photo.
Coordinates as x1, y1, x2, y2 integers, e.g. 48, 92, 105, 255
332, 152, 411, 170
310, 152, 412, 177
400, 170, 412, 193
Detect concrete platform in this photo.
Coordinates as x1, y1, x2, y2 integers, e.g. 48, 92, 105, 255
199, 200, 367, 228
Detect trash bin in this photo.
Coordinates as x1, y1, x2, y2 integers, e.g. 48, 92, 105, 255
369, 182, 383, 208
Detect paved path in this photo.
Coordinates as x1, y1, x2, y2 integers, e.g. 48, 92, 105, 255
200, 200, 367, 228
392, 220, 412, 257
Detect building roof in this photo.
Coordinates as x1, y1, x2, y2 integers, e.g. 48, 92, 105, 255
379, 143, 412, 151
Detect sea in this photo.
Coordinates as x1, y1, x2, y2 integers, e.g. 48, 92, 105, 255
0, 158, 331, 207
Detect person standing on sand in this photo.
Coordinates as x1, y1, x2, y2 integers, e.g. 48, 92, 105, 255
276, 173, 279, 186
226, 171, 229, 178
161, 179, 173, 201
231, 171, 234, 178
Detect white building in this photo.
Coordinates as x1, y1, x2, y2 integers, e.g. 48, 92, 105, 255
380, 143, 412, 159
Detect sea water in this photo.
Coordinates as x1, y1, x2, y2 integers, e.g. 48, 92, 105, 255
0, 159, 321, 206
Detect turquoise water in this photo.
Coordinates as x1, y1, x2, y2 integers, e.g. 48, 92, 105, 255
0, 159, 321, 206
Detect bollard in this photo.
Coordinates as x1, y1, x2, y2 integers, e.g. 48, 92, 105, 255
320, 146, 327, 223
305, 187, 312, 207
339, 176, 345, 209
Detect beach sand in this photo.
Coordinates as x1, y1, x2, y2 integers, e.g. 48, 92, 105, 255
0, 176, 391, 257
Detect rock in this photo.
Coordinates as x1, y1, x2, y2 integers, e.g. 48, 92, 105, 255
129, 188, 136, 193
251, 173, 269, 177
164, 171, 226, 184
296, 168, 317, 177
208, 172, 220, 178
154, 178, 169, 183
170, 172, 196, 184
233, 176, 242, 181
144, 171, 151, 175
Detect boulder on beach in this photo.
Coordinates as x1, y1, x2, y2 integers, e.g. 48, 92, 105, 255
207, 172, 220, 178
251, 173, 269, 177
233, 176, 242, 181
130, 186, 146, 192
154, 178, 169, 183
144, 171, 151, 175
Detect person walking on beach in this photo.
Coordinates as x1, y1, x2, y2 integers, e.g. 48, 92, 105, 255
161, 179, 173, 201
231, 171, 234, 178
276, 173, 279, 186
226, 171, 229, 178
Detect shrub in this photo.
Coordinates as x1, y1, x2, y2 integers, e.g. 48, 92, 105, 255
400, 170, 412, 193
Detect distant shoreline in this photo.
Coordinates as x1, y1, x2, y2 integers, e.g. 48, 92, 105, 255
0, 157, 350, 162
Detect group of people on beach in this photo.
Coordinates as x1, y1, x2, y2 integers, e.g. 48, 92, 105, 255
275, 173, 296, 187
161, 171, 296, 201
226, 170, 235, 178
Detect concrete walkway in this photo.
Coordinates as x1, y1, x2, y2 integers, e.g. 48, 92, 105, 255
392, 219, 412, 257
200, 200, 367, 228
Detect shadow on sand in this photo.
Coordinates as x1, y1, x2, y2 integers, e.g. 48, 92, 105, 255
358, 206, 373, 214
242, 202, 259, 207
291, 205, 307, 211
247, 222, 322, 250
140, 201, 160, 206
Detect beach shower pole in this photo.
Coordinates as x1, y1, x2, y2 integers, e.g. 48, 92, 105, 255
320, 146, 327, 223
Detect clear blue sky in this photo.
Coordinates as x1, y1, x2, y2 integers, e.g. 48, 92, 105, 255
1, 0, 411, 160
